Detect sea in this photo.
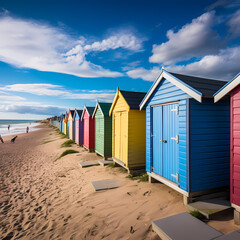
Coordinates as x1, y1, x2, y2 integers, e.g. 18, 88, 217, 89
0, 120, 41, 136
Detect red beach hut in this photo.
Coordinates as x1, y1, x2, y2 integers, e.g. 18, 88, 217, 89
214, 72, 240, 224
81, 106, 95, 152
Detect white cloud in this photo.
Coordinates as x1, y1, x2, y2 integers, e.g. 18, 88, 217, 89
0, 15, 143, 78
1, 83, 115, 102
166, 46, 240, 80
227, 10, 240, 37
84, 32, 143, 52
126, 67, 161, 81
0, 90, 26, 101
149, 11, 221, 64
0, 102, 67, 115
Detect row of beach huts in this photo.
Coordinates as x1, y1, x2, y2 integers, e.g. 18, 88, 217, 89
49, 69, 240, 224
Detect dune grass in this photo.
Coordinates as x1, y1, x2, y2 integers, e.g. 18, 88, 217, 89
61, 140, 75, 148
55, 129, 68, 138
56, 150, 79, 161
126, 173, 148, 182
42, 139, 55, 144
107, 162, 115, 168
190, 211, 205, 220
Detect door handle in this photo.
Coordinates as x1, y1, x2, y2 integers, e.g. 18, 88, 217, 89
160, 140, 167, 143
151, 133, 155, 137
171, 135, 179, 144
171, 173, 179, 181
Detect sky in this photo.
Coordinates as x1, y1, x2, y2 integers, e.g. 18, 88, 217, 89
0, 0, 240, 120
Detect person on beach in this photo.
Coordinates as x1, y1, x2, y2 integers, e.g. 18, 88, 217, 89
0, 135, 4, 143
26, 126, 29, 133
8, 125, 10, 131
11, 136, 17, 143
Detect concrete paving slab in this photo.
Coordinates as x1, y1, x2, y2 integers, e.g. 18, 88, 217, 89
152, 212, 223, 240
91, 179, 119, 191
79, 161, 100, 168
215, 230, 240, 240
187, 199, 231, 219
98, 160, 113, 166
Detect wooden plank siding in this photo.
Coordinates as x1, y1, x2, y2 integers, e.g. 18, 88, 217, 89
112, 92, 129, 163
145, 78, 190, 192
189, 98, 230, 192
95, 108, 105, 156
104, 116, 112, 157
128, 110, 146, 168
231, 85, 240, 206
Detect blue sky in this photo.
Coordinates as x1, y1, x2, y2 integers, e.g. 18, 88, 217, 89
0, 0, 240, 119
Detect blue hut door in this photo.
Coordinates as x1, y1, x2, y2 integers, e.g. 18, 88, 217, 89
152, 103, 179, 184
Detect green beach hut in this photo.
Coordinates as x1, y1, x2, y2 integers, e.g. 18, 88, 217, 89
92, 101, 112, 159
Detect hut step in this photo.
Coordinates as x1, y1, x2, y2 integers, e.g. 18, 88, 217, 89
79, 161, 100, 168
98, 160, 113, 166
215, 230, 240, 240
91, 179, 119, 191
152, 212, 222, 240
187, 198, 232, 220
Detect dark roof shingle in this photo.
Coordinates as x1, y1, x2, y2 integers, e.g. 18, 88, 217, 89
170, 72, 227, 97
120, 90, 147, 109
86, 107, 95, 116
76, 109, 83, 117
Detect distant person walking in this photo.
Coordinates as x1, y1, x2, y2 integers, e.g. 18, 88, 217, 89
0, 135, 4, 143
8, 125, 10, 131
26, 126, 29, 133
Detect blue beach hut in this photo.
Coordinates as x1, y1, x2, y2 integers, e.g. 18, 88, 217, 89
140, 69, 230, 203
60, 114, 65, 133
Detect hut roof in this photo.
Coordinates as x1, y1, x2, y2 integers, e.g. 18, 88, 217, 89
86, 107, 95, 116
214, 72, 240, 102
120, 90, 147, 109
170, 72, 227, 98
140, 69, 228, 109
81, 106, 95, 120
93, 102, 112, 117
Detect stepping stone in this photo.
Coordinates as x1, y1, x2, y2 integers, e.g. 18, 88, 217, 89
98, 160, 113, 166
91, 179, 119, 191
79, 161, 99, 168
216, 230, 240, 240
187, 198, 231, 219
152, 212, 222, 240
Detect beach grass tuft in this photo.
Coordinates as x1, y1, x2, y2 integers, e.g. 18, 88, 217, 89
61, 140, 75, 148
190, 211, 205, 220
118, 167, 128, 174
126, 173, 148, 182
107, 163, 115, 168
56, 150, 79, 161
42, 139, 55, 144
55, 129, 68, 138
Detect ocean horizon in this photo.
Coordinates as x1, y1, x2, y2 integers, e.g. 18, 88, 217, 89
0, 119, 42, 136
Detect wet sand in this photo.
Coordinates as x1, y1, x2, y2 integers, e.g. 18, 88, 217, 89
0, 125, 238, 239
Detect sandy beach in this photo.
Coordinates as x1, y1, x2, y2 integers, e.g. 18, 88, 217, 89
0, 125, 238, 240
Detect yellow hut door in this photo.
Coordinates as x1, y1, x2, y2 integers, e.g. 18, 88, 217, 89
114, 112, 121, 160
121, 111, 128, 165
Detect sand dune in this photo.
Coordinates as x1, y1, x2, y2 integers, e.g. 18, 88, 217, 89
0, 125, 238, 239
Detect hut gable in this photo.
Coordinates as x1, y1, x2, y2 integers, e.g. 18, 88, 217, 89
214, 72, 240, 102
74, 109, 83, 120
140, 69, 227, 109
110, 88, 146, 115
81, 106, 95, 120
68, 109, 75, 120
93, 102, 112, 118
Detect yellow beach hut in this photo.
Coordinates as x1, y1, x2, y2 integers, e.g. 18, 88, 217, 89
109, 88, 146, 174
67, 109, 75, 140
64, 112, 68, 136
